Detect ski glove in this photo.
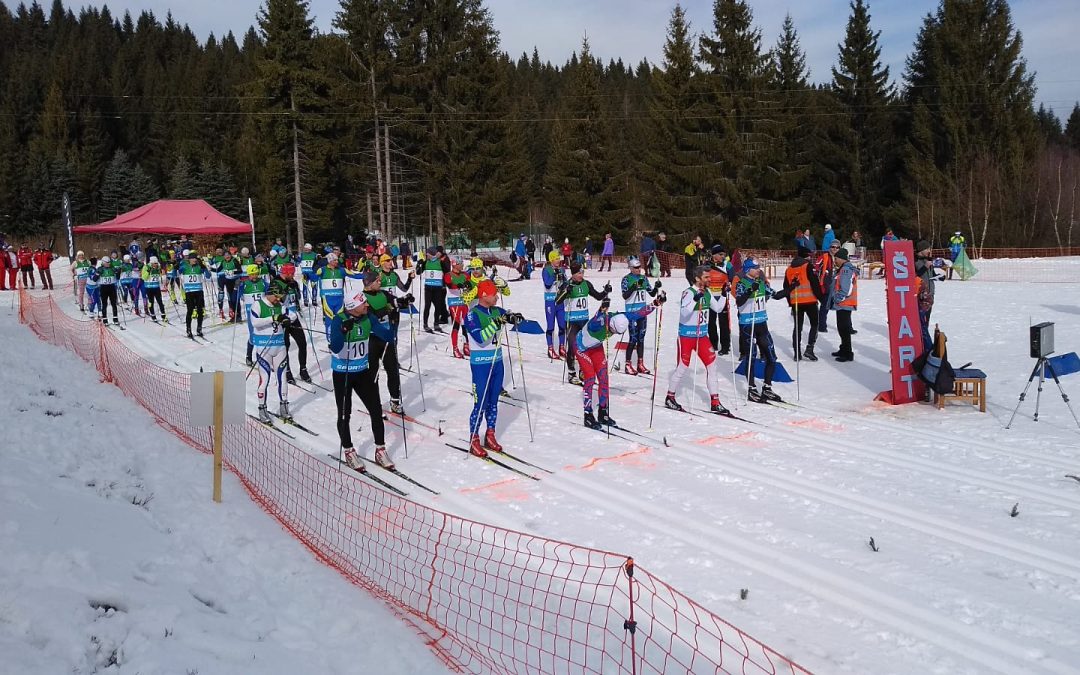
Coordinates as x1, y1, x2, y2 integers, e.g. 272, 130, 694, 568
600, 297, 611, 312
603, 282, 612, 294
653, 291, 668, 306
504, 312, 525, 326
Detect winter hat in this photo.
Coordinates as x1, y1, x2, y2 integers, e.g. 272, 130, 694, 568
835, 248, 849, 261
710, 243, 726, 256
100, 255, 110, 264
280, 263, 296, 277
426, 246, 437, 256
628, 256, 641, 267
916, 240, 932, 253
797, 245, 812, 258
245, 264, 260, 277
547, 250, 561, 264
741, 258, 759, 274
363, 270, 381, 286
610, 314, 630, 334
326, 253, 338, 263
304, 243, 313, 251
569, 261, 583, 275
343, 290, 367, 311
825, 224, 832, 230
123, 254, 131, 262
149, 256, 159, 264
379, 254, 393, 264
476, 279, 498, 298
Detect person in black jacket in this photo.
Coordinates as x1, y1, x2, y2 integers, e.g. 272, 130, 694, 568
683, 235, 708, 286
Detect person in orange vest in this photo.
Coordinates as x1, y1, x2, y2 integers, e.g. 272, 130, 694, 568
830, 248, 858, 362
783, 245, 825, 361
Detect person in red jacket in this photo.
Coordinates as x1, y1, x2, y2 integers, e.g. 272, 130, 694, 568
0, 244, 7, 290
560, 238, 573, 267
17, 245, 34, 288
34, 248, 55, 290
2, 246, 16, 290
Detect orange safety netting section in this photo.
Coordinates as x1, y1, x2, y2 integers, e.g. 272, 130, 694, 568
19, 289, 811, 675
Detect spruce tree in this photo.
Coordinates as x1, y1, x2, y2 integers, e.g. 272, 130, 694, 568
832, 0, 894, 234
1066, 104, 1080, 151
167, 155, 200, 200
1035, 104, 1063, 145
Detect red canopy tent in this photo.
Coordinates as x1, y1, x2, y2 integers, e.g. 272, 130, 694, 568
73, 200, 252, 236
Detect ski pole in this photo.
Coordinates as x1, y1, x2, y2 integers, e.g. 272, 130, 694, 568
604, 306, 611, 440
469, 336, 501, 440
746, 283, 758, 403
514, 328, 535, 443
795, 307, 802, 402
691, 295, 702, 413
647, 303, 663, 430
727, 292, 738, 409
499, 293, 517, 390
245, 323, 281, 381
411, 312, 427, 413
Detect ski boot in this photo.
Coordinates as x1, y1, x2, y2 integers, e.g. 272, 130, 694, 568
219, 309, 226, 321
547, 346, 559, 360
761, 385, 782, 403
196, 329, 204, 338
258, 404, 272, 424
558, 344, 567, 359
583, 409, 603, 430
389, 398, 404, 415
468, 434, 488, 458
747, 386, 766, 404
374, 446, 395, 470
187, 330, 195, 339
453, 345, 465, 359
434, 324, 444, 333
463, 342, 470, 357
133, 306, 141, 317
636, 359, 651, 376
162, 316, 169, 324
664, 393, 685, 412
597, 407, 616, 427
623, 362, 638, 375
245, 357, 255, 368
483, 429, 503, 454
567, 372, 584, 386
710, 395, 730, 416
343, 448, 366, 472
423, 325, 434, 334
299, 368, 312, 383
803, 346, 818, 362
112, 317, 120, 326
286, 371, 297, 385
79, 305, 85, 313
278, 401, 292, 422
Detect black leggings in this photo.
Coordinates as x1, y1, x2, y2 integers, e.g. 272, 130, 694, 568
185, 290, 205, 332
99, 284, 118, 319
146, 288, 166, 317
791, 304, 819, 352
369, 334, 401, 400
334, 369, 384, 448
707, 307, 731, 353
566, 320, 586, 373
423, 286, 446, 326
283, 321, 308, 374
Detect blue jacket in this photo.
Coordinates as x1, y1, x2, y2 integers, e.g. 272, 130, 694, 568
821, 230, 836, 251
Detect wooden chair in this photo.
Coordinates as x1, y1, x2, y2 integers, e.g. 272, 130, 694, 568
931, 327, 987, 412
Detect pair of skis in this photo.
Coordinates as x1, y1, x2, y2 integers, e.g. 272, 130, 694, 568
443, 441, 551, 480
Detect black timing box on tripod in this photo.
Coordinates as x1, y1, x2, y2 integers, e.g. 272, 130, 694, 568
1031, 322, 1055, 359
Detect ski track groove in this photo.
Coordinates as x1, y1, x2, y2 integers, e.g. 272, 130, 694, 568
544, 468, 1074, 675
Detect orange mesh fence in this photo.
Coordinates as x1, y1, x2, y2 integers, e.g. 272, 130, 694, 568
19, 289, 811, 675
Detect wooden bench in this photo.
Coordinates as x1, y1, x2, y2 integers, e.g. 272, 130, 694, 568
936, 368, 987, 412
928, 328, 986, 411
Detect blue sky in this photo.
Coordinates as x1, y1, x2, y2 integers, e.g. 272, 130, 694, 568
45, 0, 1080, 115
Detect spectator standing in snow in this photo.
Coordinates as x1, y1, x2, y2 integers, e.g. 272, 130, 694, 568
821, 224, 836, 252
914, 240, 936, 353
599, 233, 615, 272
656, 232, 672, 278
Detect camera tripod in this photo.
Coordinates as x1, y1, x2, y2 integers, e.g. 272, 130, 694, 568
1006, 356, 1080, 430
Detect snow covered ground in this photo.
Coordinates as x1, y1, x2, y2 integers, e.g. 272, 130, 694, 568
14, 259, 1080, 674
0, 301, 448, 673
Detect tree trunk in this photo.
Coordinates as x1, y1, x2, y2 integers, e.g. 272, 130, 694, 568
427, 193, 433, 240
384, 126, 393, 243
290, 94, 305, 250
435, 199, 445, 244
373, 121, 386, 235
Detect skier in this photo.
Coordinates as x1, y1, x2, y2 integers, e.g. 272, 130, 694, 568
444, 256, 473, 359
362, 269, 407, 414
299, 242, 320, 306
240, 264, 267, 366
318, 252, 348, 337
219, 250, 242, 321
831, 247, 859, 362
541, 250, 568, 359
141, 256, 168, 322
250, 283, 292, 423
554, 261, 609, 386
664, 265, 729, 415
275, 264, 311, 384
463, 279, 525, 457
119, 254, 137, 312
85, 257, 100, 319
270, 246, 292, 273
329, 283, 397, 472
620, 256, 662, 374
783, 245, 824, 361
578, 294, 665, 429
95, 255, 120, 324
735, 259, 792, 402
71, 251, 91, 312
421, 246, 446, 333
705, 244, 732, 356
179, 251, 211, 338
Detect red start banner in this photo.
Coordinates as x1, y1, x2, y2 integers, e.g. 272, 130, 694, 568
878, 240, 926, 404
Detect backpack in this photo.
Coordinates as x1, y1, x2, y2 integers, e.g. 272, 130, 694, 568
913, 338, 956, 396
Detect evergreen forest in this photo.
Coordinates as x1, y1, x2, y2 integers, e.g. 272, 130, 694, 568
1, 0, 1079, 251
